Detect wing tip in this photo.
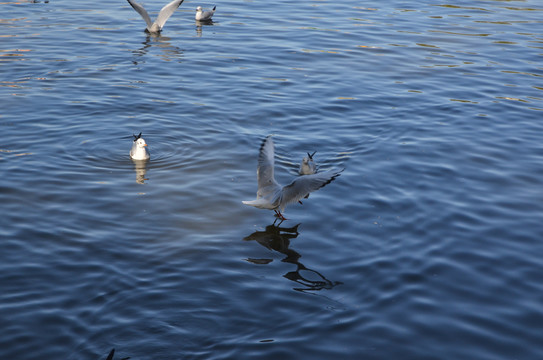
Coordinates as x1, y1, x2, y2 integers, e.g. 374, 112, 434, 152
258, 135, 273, 153
318, 168, 344, 189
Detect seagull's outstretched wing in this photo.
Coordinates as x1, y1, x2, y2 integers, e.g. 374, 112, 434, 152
126, 0, 153, 30
256, 136, 277, 193
155, 0, 185, 30
280, 170, 343, 209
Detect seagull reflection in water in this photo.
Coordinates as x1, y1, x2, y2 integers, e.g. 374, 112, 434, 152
131, 159, 149, 184
243, 222, 342, 292
132, 35, 184, 65
195, 19, 215, 38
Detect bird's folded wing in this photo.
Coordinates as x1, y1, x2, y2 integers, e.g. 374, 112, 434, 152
130, 142, 137, 157
202, 10, 214, 20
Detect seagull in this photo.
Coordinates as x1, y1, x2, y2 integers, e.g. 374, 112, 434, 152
242, 136, 342, 220
130, 132, 150, 160
195, 5, 216, 21
299, 151, 317, 175
126, 0, 184, 34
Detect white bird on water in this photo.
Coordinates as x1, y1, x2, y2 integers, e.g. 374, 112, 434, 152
130, 132, 150, 160
126, 0, 184, 34
242, 136, 342, 220
299, 151, 317, 175
195, 5, 216, 21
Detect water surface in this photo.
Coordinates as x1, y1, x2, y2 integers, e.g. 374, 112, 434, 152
1, 0, 543, 359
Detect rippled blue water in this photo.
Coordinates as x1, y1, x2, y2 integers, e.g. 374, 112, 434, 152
1, 0, 543, 359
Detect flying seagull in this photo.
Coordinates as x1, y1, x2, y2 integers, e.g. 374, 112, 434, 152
299, 151, 317, 175
195, 5, 216, 21
242, 136, 342, 220
130, 132, 150, 160
126, 0, 184, 34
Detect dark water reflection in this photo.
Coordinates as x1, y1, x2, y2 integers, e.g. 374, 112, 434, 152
244, 222, 343, 292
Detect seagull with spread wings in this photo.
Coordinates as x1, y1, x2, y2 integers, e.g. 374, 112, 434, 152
126, 0, 184, 34
243, 136, 342, 220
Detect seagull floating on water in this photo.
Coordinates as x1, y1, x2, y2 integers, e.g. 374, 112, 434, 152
299, 151, 317, 175
126, 0, 184, 34
130, 132, 150, 160
242, 136, 342, 220
195, 5, 216, 21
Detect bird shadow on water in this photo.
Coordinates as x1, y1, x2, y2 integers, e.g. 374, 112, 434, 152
243, 221, 342, 293
131, 34, 184, 65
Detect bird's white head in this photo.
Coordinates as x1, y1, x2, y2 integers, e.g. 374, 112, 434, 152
196, 6, 202, 11
135, 138, 147, 149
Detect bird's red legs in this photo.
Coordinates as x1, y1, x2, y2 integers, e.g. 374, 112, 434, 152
274, 209, 287, 221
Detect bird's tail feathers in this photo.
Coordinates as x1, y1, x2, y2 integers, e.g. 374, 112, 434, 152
242, 198, 270, 209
